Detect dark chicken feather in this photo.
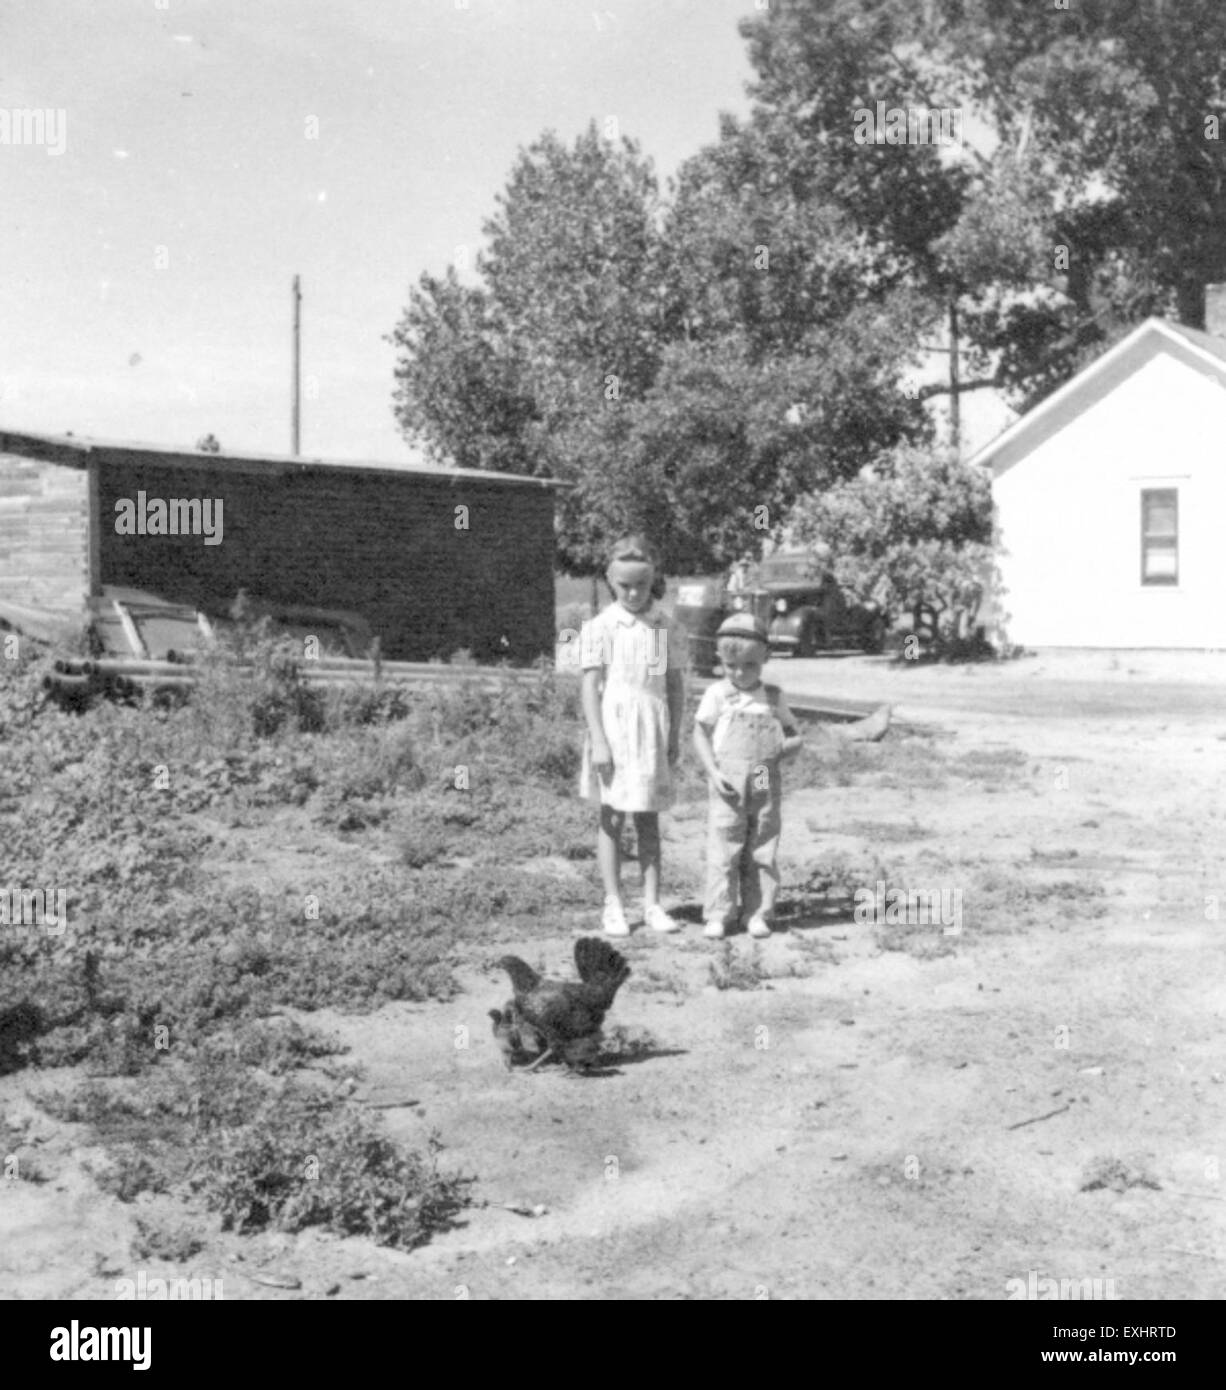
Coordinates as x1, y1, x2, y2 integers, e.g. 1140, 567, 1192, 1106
497, 937, 630, 1072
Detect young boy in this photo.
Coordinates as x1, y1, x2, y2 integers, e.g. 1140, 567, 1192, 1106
692, 613, 803, 938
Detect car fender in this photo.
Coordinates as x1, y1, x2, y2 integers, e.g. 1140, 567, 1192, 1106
770, 606, 815, 641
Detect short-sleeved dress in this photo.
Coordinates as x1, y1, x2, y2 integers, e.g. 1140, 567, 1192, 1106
578, 601, 685, 812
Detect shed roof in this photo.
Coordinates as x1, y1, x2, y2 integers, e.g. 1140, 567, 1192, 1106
968, 317, 1226, 477
0, 426, 567, 490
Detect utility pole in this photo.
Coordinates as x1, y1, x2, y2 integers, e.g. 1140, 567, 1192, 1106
949, 297, 961, 460
291, 274, 302, 456
920, 305, 968, 458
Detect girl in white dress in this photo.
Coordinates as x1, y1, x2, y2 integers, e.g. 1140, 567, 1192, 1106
579, 536, 686, 936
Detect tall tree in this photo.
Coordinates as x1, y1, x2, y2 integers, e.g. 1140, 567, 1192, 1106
394, 1, 1226, 575
389, 267, 538, 477
389, 114, 932, 573
389, 124, 665, 572
732, 0, 1226, 413
728, 0, 1042, 421
940, 0, 1226, 403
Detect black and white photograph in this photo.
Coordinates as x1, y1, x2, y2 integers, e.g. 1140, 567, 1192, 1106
0, 0, 1221, 1336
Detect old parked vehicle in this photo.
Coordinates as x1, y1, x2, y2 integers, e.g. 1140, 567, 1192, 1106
670, 575, 728, 676
0, 586, 375, 661
672, 554, 887, 674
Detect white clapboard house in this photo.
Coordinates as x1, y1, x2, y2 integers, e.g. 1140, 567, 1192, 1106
973, 288, 1226, 649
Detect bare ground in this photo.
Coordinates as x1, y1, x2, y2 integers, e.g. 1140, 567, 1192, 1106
3, 650, 1224, 1300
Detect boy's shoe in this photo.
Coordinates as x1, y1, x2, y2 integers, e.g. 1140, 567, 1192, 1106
602, 899, 630, 937
702, 919, 726, 939
644, 904, 680, 934
746, 915, 772, 939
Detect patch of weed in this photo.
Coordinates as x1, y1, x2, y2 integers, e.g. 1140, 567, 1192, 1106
949, 746, 1029, 784
40, 1026, 472, 1251
706, 941, 809, 989
871, 921, 959, 959
627, 965, 689, 997
787, 934, 840, 966
964, 868, 1107, 934
708, 942, 767, 991
1079, 1156, 1161, 1193
195, 1107, 471, 1249
841, 819, 935, 843
602, 1024, 662, 1058
130, 1213, 208, 1263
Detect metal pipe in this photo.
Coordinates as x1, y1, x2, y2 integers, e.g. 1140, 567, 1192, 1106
81, 659, 187, 677
43, 661, 558, 700
114, 674, 197, 688
78, 654, 541, 681
285, 656, 540, 679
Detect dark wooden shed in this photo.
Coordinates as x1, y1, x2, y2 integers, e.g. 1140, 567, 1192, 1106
0, 429, 562, 662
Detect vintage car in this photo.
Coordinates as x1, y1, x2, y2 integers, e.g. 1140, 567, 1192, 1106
669, 575, 728, 676
0, 586, 375, 661
672, 554, 887, 674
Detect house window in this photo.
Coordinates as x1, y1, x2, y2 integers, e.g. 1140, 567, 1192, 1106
1140, 488, 1178, 585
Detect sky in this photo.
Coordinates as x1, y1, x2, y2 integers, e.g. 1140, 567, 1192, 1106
0, 0, 1011, 464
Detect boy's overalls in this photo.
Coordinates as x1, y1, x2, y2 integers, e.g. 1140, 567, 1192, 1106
704, 687, 786, 927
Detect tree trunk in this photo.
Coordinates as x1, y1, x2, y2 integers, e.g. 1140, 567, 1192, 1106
1176, 275, 1207, 330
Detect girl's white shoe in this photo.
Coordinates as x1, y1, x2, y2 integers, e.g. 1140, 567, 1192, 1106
703, 920, 726, 939
644, 904, 680, 934
602, 899, 631, 937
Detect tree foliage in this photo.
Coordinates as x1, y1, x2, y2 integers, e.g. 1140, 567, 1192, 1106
389, 118, 931, 573
733, 0, 1226, 410
389, 0, 1226, 575
389, 126, 669, 571
789, 443, 993, 649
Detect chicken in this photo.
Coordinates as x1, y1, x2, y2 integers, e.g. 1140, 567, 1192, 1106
488, 998, 544, 1069
497, 937, 630, 1073
488, 1006, 516, 1069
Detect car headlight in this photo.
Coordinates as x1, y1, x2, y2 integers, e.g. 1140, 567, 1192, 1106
775, 598, 787, 613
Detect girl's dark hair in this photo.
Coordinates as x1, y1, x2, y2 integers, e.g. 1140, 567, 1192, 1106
607, 533, 659, 567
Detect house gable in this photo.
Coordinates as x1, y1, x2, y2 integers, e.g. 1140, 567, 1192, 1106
988, 324, 1226, 648
972, 319, 1226, 479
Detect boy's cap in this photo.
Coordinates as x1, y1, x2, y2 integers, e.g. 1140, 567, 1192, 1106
716, 612, 769, 644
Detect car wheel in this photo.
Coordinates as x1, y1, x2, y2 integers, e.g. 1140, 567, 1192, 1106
796, 615, 821, 658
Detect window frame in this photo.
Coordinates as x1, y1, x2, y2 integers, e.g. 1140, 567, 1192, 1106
1140, 487, 1179, 587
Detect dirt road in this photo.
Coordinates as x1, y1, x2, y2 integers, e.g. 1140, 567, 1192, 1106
3, 653, 1223, 1300
334, 665, 1225, 1299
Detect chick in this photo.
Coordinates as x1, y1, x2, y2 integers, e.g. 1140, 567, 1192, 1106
559, 1032, 603, 1073
489, 1007, 517, 1070
488, 998, 544, 1070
